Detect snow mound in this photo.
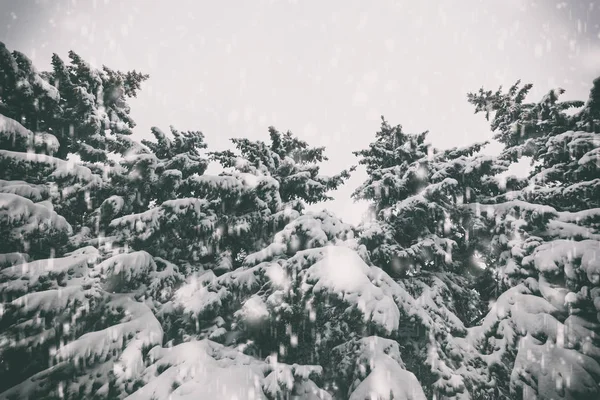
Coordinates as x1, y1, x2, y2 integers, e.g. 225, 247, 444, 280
127, 340, 326, 400
523, 239, 600, 284
0, 114, 59, 154
0, 246, 98, 297
55, 296, 163, 381
0, 150, 102, 185
511, 334, 600, 399
333, 336, 427, 400
93, 251, 156, 292
0, 192, 72, 246
305, 246, 400, 334
0, 179, 50, 202
173, 271, 223, 316
245, 211, 355, 265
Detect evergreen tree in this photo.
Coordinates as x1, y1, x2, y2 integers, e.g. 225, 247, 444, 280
0, 43, 61, 140
0, 45, 174, 400
208, 127, 354, 257
109, 127, 354, 268
462, 77, 600, 399
6, 39, 600, 400
0, 41, 149, 233
353, 117, 499, 399
0, 44, 368, 399
1, 42, 148, 162
110, 125, 424, 399
144, 209, 427, 399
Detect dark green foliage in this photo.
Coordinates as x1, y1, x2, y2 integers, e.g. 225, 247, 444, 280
465, 76, 600, 399
211, 126, 354, 205
1, 41, 148, 162
354, 116, 493, 276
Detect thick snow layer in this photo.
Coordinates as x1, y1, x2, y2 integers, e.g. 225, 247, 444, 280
0, 149, 102, 185
558, 207, 600, 224
349, 355, 426, 400
9, 284, 95, 315
148, 257, 183, 302
291, 379, 332, 400
173, 271, 223, 316
469, 199, 558, 221
172, 234, 424, 387
188, 174, 245, 193
262, 359, 317, 398
217, 265, 262, 292
547, 131, 597, 155
100, 195, 125, 215
0, 246, 97, 296
0, 252, 28, 268
33, 72, 60, 101
0, 249, 102, 351
1, 295, 163, 400
186, 172, 281, 211
493, 156, 533, 187
305, 246, 400, 334
171, 263, 267, 321
245, 211, 354, 265
511, 334, 600, 399
579, 147, 600, 167
414, 276, 466, 334
523, 239, 600, 284
462, 269, 600, 399
110, 198, 215, 242
334, 336, 427, 400
93, 251, 156, 292
265, 262, 290, 289
236, 295, 270, 323
0, 192, 72, 239
126, 340, 327, 400
133, 341, 259, 399
308, 246, 372, 293
547, 220, 600, 241
55, 295, 163, 381
0, 114, 59, 154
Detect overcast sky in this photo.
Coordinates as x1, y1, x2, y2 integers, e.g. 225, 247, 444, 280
1, 0, 599, 224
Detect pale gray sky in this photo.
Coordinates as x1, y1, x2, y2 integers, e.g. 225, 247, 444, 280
1, 0, 599, 224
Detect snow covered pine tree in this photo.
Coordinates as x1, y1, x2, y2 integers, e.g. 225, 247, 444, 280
121, 128, 424, 399
2, 44, 423, 400
462, 78, 600, 399
353, 117, 501, 399
0, 43, 172, 399
4, 41, 598, 400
